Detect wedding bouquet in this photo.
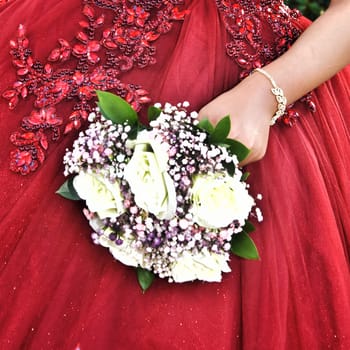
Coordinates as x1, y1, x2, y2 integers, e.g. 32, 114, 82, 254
58, 91, 262, 291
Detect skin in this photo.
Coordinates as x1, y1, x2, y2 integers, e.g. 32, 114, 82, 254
198, 0, 350, 166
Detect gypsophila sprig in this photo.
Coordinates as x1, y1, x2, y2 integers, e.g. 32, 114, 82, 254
58, 92, 262, 291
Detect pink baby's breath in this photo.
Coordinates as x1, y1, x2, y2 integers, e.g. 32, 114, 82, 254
62, 102, 260, 283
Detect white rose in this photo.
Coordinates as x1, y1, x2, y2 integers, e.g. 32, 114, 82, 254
73, 171, 125, 219
124, 130, 176, 220
171, 249, 231, 283
190, 172, 255, 229
98, 232, 144, 268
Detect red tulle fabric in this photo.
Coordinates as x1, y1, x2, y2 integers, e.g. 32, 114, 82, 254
1, 1, 350, 349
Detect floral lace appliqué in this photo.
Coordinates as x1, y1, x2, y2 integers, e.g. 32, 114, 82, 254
217, 0, 316, 126
3, 0, 189, 175
4, 0, 316, 175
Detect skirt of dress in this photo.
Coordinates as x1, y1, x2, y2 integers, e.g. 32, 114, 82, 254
0, 1, 349, 349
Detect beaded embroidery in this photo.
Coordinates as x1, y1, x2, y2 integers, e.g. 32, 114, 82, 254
218, 0, 301, 79
3, 0, 315, 175
3, 0, 189, 174
217, 0, 316, 125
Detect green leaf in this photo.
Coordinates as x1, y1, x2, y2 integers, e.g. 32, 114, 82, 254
225, 162, 236, 176
230, 231, 259, 260
127, 124, 141, 140
56, 178, 81, 201
137, 267, 155, 293
241, 171, 250, 182
224, 139, 250, 162
147, 105, 162, 122
96, 90, 138, 126
209, 115, 231, 144
242, 220, 255, 234
197, 118, 214, 134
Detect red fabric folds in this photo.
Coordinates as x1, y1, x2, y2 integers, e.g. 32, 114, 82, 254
0, 1, 350, 349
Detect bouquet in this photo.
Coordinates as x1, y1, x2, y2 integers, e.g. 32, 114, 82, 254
58, 91, 262, 291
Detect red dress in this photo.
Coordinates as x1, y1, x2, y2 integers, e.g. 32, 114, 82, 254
1, 1, 350, 349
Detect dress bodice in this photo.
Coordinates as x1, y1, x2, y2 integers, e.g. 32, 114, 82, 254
3, 0, 303, 175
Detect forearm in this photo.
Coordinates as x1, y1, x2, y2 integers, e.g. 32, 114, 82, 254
263, 0, 350, 105
199, 1, 350, 165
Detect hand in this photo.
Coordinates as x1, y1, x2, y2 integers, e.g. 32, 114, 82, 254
198, 73, 275, 166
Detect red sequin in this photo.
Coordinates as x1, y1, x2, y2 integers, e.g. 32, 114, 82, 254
3, 0, 188, 174
218, 1, 301, 76
3, 0, 315, 175
217, 0, 316, 125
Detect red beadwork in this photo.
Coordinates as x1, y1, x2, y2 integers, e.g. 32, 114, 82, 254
4, 0, 188, 174
217, 0, 316, 126
218, 0, 302, 79
4, 0, 316, 175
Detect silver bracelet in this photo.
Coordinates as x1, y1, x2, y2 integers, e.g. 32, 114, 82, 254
254, 68, 287, 126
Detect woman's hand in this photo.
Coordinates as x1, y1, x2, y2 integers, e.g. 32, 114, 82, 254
198, 0, 350, 167
198, 73, 275, 166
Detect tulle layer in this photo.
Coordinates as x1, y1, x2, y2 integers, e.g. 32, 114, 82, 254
0, 1, 349, 349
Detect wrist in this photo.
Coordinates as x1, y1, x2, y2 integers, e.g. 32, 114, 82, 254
253, 68, 287, 125
239, 71, 280, 125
